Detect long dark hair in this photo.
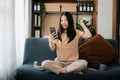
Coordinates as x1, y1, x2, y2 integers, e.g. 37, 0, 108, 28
57, 12, 76, 43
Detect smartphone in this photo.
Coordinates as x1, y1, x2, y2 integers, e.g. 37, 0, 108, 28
49, 27, 56, 34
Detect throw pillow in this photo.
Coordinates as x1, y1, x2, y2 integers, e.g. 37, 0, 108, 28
79, 34, 118, 69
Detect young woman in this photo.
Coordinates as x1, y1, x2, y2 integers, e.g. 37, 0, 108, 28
41, 12, 92, 74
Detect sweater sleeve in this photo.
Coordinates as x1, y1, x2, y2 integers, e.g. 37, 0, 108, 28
76, 29, 84, 40
49, 38, 56, 51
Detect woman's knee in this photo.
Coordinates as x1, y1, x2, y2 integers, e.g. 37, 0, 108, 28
79, 59, 88, 67
76, 59, 88, 68
41, 60, 53, 68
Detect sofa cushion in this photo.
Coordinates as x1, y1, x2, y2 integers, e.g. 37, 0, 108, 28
14, 64, 83, 80
79, 34, 118, 69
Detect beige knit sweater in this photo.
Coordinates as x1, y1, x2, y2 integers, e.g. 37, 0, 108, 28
49, 29, 83, 62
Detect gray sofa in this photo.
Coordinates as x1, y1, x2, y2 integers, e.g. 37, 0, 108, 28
14, 37, 120, 80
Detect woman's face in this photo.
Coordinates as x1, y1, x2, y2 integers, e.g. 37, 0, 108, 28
60, 15, 68, 30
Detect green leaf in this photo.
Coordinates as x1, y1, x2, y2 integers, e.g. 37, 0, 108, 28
76, 23, 84, 32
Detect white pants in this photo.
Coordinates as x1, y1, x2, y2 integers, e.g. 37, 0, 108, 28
41, 58, 88, 74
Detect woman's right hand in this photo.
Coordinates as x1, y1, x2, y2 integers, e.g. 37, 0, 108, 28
49, 32, 58, 44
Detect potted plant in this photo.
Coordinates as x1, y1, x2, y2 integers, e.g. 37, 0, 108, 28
40, 3, 46, 35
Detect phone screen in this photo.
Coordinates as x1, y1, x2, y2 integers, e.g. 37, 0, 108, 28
49, 27, 56, 34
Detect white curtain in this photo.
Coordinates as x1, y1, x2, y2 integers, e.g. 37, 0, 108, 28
0, 0, 31, 80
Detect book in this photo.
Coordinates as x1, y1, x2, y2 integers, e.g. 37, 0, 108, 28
35, 30, 40, 38
38, 15, 41, 26
34, 14, 37, 26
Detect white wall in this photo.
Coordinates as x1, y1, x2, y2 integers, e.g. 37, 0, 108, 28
98, 0, 113, 39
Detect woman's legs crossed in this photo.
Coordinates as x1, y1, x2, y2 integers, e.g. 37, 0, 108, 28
41, 59, 88, 74
41, 60, 62, 74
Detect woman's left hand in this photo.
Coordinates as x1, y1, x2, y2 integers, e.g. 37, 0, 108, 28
78, 18, 84, 26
